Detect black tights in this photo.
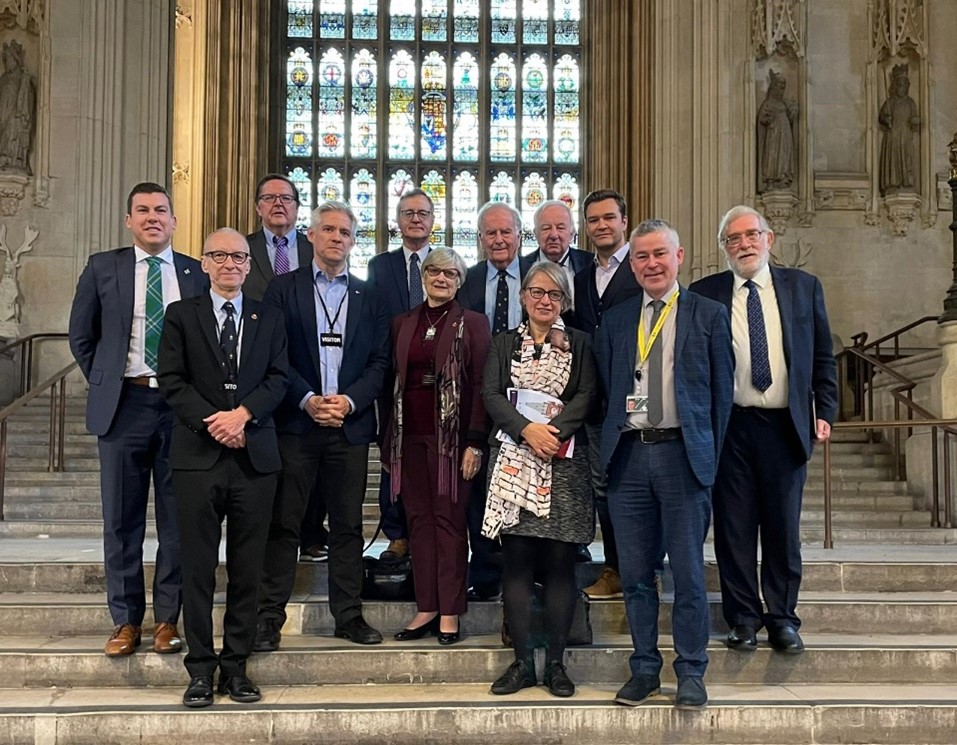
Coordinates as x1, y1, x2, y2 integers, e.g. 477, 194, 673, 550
501, 534, 577, 663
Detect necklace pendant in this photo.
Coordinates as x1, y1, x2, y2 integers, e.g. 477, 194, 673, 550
424, 326, 437, 341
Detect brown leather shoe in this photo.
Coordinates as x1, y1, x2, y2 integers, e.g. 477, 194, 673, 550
379, 538, 409, 560
152, 622, 183, 654
104, 624, 141, 657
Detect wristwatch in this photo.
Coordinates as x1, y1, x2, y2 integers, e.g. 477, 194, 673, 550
467, 446, 483, 457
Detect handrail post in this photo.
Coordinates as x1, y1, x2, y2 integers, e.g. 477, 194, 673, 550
0, 418, 6, 520
56, 377, 67, 472
47, 385, 56, 472
823, 437, 833, 549
944, 432, 953, 529
931, 426, 940, 528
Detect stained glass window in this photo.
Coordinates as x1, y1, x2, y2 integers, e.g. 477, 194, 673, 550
278, 1, 582, 278
520, 171, 548, 245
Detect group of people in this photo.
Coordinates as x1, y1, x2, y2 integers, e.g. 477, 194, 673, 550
67, 175, 836, 711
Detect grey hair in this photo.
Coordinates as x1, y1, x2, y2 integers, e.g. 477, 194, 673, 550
396, 188, 435, 219
629, 218, 680, 253
533, 199, 574, 230
521, 260, 573, 314
421, 247, 468, 290
716, 205, 770, 245
477, 200, 522, 233
310, 200, 358, 236
203, 227, 249, 253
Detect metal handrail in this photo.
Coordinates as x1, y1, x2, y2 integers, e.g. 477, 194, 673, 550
848, 315, 938, 358
0, 333, 70, 397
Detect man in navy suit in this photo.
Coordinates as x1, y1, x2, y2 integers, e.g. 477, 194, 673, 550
69, 182, 208, 657
456, 201, 533, 601
525, 200, 591, 311
158, 228, 288, 707
690, 205, 837, 655
366, 188, 436, 561
597, 219, 733, 710
254, 201, 391, 650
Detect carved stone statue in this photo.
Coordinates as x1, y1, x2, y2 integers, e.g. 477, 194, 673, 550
878, 64, 920, 196
0, 40, 36, 173
757, 70, 797, 194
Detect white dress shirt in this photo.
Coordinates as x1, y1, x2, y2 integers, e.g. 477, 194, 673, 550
595, 243, 630, 297
125, 246, 182, 377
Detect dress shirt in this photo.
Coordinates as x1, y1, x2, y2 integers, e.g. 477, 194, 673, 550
402, 245, 431, 275
625, 283, 680, 430
730, 265, 788, 408
551, 248, 577, 307
484, 256, 522, 331
125, 245, 182, 377
594, 243, 629, 298
262, 227, 301, 273
210, 290, 244, 371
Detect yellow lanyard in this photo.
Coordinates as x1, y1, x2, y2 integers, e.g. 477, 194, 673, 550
636, 290, 679, 366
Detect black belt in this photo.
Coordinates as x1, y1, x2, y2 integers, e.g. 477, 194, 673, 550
625, 427, 682, 444
124, 376, 159, 389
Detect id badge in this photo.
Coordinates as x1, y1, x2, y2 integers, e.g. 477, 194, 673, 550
626, 395, 649, 413
320, 333, 343, 347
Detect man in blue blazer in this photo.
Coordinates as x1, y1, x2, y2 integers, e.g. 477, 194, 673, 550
254, 201, 391, 650
597, 219, 733, 710
690, 205, 837, 655
68, 182, 208, 657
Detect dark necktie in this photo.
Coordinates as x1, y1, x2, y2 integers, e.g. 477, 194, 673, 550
274, 235, 290, 275
144, 256, 163, 371
221, 301, 238, 380
408, 252, 423, 308
746, 280, 772, 392
492, 269, 509, 335
647, 299, 664, 426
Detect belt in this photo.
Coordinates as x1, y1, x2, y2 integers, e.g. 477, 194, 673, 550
625, 427, 682, 444
125, 376, 159, 389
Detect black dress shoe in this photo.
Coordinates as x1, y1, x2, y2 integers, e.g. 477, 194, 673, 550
726, 624, 758, 650
614, 673, 661, 706
675, 676, 708, 709
217, 673, 262, 703
394, 616, 438, 641
437, 619, 461, 646
543, 660, 575, 697
334, 615, 383, 645
466, 585, 501, 602
252, 617, 282, 653
574, 544, 593, 563
768, 625, 804, 654
183, 675, 214, 708
490, 659, 537, 695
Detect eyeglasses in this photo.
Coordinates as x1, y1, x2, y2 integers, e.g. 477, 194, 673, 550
423, 266, 459, 279
204, 251, 250, 265
722, 229, 766, 248
259, 194, 297, 205
399, 209, 433, 220
525, 287, 564, 302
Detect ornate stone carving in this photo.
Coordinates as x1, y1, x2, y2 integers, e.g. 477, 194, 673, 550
949, 131, 957, 180
864, 210, 881, 226
175, 4, 193, 29
758, 191, 798, 235
756, 70, 797, 194
871, 0, 926, 59
814, 173, 870, 211
0, 221, 37, 337
751, 0, 804, 59
172, 160, 190, 184
878, 64, 919, 196
0, 40, 36, 174
770, 237, 812, 269
0, 170, 25, 214
883, 192, 920, 236
0, 0, 44, 34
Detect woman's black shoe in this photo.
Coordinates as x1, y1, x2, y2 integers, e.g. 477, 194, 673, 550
543, 660, 575, 697
490, 659, 537, 695
437, 619, 461, 645
393, 615, 438, 641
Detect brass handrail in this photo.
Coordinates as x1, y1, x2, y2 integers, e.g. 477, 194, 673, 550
0, 333, 70, 397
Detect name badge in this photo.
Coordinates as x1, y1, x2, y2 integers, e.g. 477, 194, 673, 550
320, 333, 343, 347
626, 395, 649, 413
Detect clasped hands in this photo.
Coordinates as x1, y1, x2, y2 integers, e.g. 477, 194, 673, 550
305, 394, 350, 427
204, 406, 252, 449
521, 422, 561, 460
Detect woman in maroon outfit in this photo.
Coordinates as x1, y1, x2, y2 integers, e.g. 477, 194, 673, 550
385, 248, 491, 644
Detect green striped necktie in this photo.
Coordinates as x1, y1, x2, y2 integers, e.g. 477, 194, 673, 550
144, 256, 164, 371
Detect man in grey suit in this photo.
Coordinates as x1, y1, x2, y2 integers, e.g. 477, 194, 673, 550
68, 182, 208, 658
597, 219, 733, 710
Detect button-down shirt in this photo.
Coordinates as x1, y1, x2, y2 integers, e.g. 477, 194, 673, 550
595, 243, 629, 298
210, 290, 244, 372
484, 256, 522, 331
262, 227, 301, 273
312, 263, 349, 398
125, 245, 182, 377
626, 283, 680, 430
731, 264, 788, 408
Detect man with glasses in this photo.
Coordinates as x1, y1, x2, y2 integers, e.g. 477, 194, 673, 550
157, 228, 288, 707
691, 205, 837, 656
69, 182, 208, 658
367, 188, 436, 562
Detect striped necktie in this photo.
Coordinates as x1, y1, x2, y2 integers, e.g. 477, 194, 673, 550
274, 235, 290, 275
144, 256, 164, 371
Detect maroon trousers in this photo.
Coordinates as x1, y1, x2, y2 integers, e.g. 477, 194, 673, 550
400, 436, 469, 615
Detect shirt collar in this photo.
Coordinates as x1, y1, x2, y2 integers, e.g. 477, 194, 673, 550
134, 245, 174, 264
643, 282, 679, 308
313, 261, 349, 284
210, 290, 243, 317
402, 244, 431, 263
263, 226, 298, 246
733, 263, 772, 291
486, 255, 520, 282
596, 243, 630, 269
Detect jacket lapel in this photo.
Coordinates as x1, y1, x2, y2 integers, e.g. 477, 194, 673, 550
249, 232, 275, 285
172, 251, 199, 295
238, 299, 260, 375
394, 307, 420, 388
390, 250, 410, 310
343, 275, 363, 356
770, 266, 794, 367
195, 294, 224, 368
296, 268, 323, 380
674, 286, 691, 362
117, 248, 136, 336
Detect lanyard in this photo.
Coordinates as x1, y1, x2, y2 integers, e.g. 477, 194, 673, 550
314, 275, 348, 331
636, 290, 679, 366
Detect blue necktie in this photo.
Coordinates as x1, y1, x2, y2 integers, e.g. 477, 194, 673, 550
746, 280, 772, 392
409, 253, 423, 308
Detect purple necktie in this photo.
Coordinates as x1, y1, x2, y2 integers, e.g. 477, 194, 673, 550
274, 235, 290, 275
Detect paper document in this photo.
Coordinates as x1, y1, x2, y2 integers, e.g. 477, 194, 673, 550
496, 387, 575, 458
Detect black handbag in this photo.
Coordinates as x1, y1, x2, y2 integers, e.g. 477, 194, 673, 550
501, 584, 593, 647
361, 554, 415, 600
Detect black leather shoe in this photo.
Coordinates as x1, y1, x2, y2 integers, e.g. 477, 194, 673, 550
437, 619, 461, 646
614, 673, 661, 706
575, 544, 593, 563
726, 624, 758, 650
217, 673, 261, 703
543, 660, 575, 697
466, 585, 501, 602
394, 616, 438, 641
768, 625, 804, 654
252, 617, 282, 653
490, 659, 537, 695
182, 675, 214, 708
675, 676, 708, 709
334, 616, 383, 645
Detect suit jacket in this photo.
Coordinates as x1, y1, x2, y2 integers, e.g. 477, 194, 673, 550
244, 229, 312, 301
456, 256, 535, 317
157, 294, 289, 473
596, 288, 734, 488
526, 247, 592, 275
68, 246, 208, 436
482, 326, 599, 446
262, 265, 391, 444
367, 247, 416, 319
571, 256, 642, 335
690, 266, 838, 460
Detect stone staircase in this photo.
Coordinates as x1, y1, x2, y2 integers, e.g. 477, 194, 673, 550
1, 395, 956, 743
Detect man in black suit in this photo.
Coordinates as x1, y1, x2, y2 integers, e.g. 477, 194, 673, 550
572, 189, 642, 601
158, 228, 288, 708
456, 201, 533, 601
254, 201, 391, 650
691, 205, 838, 655
366, 188, 435, 561
526, 199, 591, 311
69, 182, 207, 658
